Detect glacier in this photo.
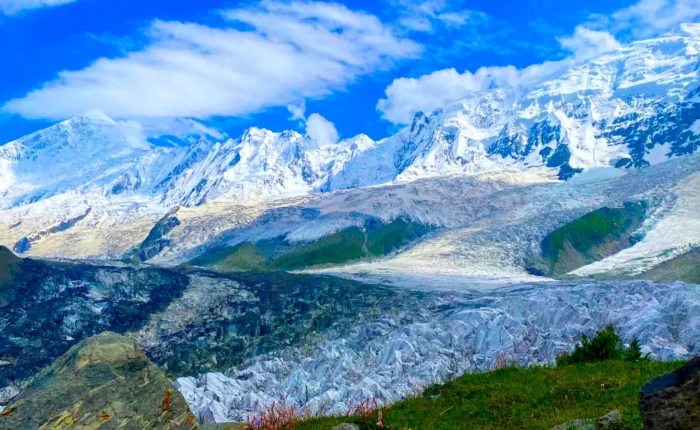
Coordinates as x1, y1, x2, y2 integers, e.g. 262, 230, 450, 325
175, 279, 700, 423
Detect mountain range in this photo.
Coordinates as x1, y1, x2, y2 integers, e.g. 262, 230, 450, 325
2, 24, 700, 274
3, 23, 700, 426
3, 24, 700, 212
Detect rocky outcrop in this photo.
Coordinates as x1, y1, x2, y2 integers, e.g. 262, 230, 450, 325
639, 356, 700, 429
125, 207, 181, 263
550, 419, 594, 430
0, 249, 190, 388
0, 332, 198, 429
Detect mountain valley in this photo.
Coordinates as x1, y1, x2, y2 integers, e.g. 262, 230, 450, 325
2, 24, 700, 426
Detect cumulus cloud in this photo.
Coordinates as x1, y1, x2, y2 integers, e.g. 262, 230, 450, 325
591, 0, 700, 39
285, 100, 338, 146
305, 113, 339, 146
2, 1, 421, 128
377, 26, 621, 124
0, 0, 76, 15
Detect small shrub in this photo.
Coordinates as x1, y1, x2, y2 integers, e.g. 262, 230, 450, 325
245, 399, 311, 430
624, 338, 643, 361
556, 325, 644, 366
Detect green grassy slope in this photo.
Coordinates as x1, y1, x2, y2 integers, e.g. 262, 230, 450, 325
297, 360, 684, 430
190, 242, 268, 272
366, 218, 432, 256
268, 227, 367, 271
532, 202, 646, 277
191, 218, 432, 272
637, 248, 700, 284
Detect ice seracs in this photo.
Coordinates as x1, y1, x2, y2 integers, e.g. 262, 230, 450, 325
176, 280, 700, 423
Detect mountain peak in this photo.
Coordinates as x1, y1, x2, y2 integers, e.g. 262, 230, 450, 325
70, 109, 116, 125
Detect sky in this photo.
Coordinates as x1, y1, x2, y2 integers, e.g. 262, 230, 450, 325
1, 0, 699, 146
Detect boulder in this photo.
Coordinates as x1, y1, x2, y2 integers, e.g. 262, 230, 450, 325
550, 418, 594, 429
639, 356, 700, 429
330, 424, 361, 430
595, 410, 622, 430
0, 332, 198, 429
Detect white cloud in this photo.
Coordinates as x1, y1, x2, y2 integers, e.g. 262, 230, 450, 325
287, 101, 307, 121
558, 26, 622, 61
285, 100, 337, 145
592, 0, 700, 38
377, 26, 621, 124
2, 1, 421, 128
128, 117, 226, 141
305, 113, 338, 146
390, 0, 487, 33
0, 0, 75, 15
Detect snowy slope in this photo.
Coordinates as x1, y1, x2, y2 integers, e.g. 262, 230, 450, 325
0, 110, 163, 209
328, 23, 700, 188
155, 129, 377, 207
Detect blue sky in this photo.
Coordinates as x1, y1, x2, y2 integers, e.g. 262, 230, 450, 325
1, 0, 698, 145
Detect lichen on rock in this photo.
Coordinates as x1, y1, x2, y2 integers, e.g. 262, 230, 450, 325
0, 332, 198, 430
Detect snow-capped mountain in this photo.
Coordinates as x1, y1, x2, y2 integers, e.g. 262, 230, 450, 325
329, 23, 700, 188
4, 25, 700, 212
0, 114, 377, 209
154, 128, 376, 207
0, 110, 159, 209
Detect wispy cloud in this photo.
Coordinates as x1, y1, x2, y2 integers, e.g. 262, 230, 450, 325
2, 1, 421, 129
590, 0, 700, 39
377, 26, 621, 124
0, 0, 76, 15
388, 0, 488, 33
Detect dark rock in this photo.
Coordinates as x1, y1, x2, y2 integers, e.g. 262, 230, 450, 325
0, 251, 190, 387
2, 248, 422, 392
0, 332, 199, 429
595, 410, 622, 430
550, 418, 594, 430
639, 356, 700, 429
124, 207, 181, 263
330, 424, 361, 430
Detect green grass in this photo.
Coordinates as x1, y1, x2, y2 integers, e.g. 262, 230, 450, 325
268, 227, 367, 270
191, 218, 433, 272
296, 360, 684, 430
190, 242, 267, 272
366, 218, 432, 256
535, 202, 646, 276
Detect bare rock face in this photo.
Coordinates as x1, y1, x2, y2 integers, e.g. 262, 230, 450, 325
639, 356, 700, 429
0, 332, 199, 430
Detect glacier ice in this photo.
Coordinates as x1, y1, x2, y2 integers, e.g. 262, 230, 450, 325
176, 279, 700, 423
